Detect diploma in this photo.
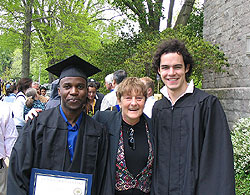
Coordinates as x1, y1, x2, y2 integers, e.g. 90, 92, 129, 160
29, 168, 92, 195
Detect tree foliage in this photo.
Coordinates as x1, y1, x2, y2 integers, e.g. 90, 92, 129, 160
0, 32, 22, 81
94, 25, 228, 92
111, 0, 163, 33
174, 0, 195, 28
0, 0, 35, 78
186, 4, 204, 38
126, 26, 228, 85
0, 0, 119, 83
32, 0, 117, 82
92, 33, 149, 93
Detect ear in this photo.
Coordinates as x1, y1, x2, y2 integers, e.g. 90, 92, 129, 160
158, 68, 161, 75
185, 64, 190, 73
147, 88, 152, 96
117, 98, 121, 107
58, 87, 61, 96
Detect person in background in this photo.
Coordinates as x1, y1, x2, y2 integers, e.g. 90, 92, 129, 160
93, 77, 154, 195
2, 82, 6, 97
40, 86, 46, 96
2, 83, 17, 104
151, 39, 235, 194
31, 82, 40, 95
40, 86, 50, 101
24, 79, 60, 121
86, 82, 101, 116
45, 79, 60, 110
100, 70, 127, 111
39, 86, 46, 97
88, 78, 104, 105
0, 79, 2, 97
105, 73, 114, 91
12, 78, 32, 133
95, 80, 105, 102
32, 82, 48, 103
0, 101, 18, 195
7, 55, 109, 195
140, 77, 157, 118
23, 88, 45, 117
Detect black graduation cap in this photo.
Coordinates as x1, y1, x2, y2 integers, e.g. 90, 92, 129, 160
46, 55, 101, 80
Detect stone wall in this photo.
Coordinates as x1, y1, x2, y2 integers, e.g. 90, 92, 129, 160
203, 0, 250, 129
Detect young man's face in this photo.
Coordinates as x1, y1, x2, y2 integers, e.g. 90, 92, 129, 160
58, 77, 87, 113
158, 52, 189, 95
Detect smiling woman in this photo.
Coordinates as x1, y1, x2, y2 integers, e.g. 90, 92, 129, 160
116, 77, 147, 126
93, 77, 154, 195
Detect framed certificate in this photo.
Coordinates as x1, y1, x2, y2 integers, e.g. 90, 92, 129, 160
29, 168, 92, 195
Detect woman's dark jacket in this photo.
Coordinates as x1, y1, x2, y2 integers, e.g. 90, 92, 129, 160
93, 111, 154, 194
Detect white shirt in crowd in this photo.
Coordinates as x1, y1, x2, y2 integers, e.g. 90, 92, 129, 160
100, 88, 118, 111
12, 91, 26, 127
0, 101, 18, 160
143, 96, 157, 118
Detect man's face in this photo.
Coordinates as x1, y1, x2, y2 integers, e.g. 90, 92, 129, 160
158, 52, 189, 95
32, 84, 40, 95
105, 82, 112, 90
58, 77, 87, 112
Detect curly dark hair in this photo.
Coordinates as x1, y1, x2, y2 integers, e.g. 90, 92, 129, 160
152, 39, 194, 81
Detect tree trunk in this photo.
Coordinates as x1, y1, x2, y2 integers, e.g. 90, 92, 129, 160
48, 57, 57, 82
21, 0, 33, 78
174, 0, 195, 28
167, 0, 175, 28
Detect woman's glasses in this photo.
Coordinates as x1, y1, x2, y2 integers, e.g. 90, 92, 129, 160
128, 128, 135, 150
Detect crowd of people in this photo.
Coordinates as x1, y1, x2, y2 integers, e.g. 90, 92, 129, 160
0, 39, 235, 195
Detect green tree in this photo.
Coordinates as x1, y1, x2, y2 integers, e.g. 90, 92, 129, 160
22, 0, 34, 78
94, 25, 228, 93
124, 26, 228, 86
110, 0, 198, 34
0, 0, 119, 81
92, 33, 144, 93
111, 0, 163, 33
174, 0, 196, 28
32, 0, 119, 82
0, 0, 35, 78
0, 32, 22, 80
186, 5, 204, 38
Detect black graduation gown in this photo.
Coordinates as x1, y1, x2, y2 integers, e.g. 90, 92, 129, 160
93, 111, 154, 194
151, 88, 235, 195
7, 106, 109, 195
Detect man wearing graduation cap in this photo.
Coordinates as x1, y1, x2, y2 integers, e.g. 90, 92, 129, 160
7, 55, 109, 195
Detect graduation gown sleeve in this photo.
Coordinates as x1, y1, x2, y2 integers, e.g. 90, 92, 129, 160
196, 96, 235, 194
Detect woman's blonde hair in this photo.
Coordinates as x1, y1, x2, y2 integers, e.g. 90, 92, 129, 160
116, 77, 147, 101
